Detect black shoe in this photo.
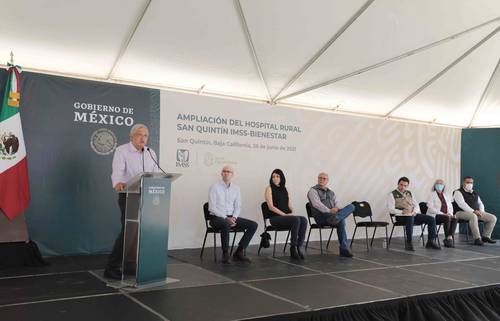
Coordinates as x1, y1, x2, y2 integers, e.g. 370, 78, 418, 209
222, 252, 231, 264
473, 238, 484, 246
104, 268, 122, 280
481, 236, 497, 244
290, 246, 300, 260
339, 248, 353, 258
443, 239, 454, 248
405, 242, 415, 251
425, 240, 441, 250
233, 250, 251, 263
296, 246, 305, 260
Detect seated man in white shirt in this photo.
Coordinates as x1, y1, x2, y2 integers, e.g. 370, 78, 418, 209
208, 165, 258, 264
453, 176, 497, 246
387, 177, 440, 251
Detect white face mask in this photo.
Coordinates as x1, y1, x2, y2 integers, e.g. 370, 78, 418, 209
464, 183, 473, 191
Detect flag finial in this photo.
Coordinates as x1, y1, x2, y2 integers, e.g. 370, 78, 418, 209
9, 51, 14, 65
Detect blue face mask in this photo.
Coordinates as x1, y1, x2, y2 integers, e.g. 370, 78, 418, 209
435, 184, 445, 192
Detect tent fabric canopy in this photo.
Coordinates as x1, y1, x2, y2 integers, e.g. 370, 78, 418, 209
1, 0, 500, 128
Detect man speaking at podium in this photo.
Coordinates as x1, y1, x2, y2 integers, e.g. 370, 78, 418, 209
104, 124, 159, 280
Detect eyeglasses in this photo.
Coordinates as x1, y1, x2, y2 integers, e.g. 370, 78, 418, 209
222, 170, 233, 173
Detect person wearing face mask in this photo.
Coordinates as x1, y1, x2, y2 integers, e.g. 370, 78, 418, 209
307, 172, 355, 258
265, 169, 307, 260
426, 179, 457, 248
387, 177, 440, 251
453, 176, 497, 245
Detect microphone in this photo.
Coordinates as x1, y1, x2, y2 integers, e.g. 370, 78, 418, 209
141, 147, 145, 172
147, 147, 168, 175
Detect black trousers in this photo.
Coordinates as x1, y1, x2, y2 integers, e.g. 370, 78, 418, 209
435, 214, 458, 238
270, 215, 307, 247
209, 216, 258, 253
396, 214, 437, 242
107, 194, 126, 270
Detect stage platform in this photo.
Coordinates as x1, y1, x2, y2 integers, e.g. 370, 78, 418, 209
1, 236, 500, 321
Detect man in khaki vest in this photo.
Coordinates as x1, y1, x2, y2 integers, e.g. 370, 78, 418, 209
387, 177, 440, 251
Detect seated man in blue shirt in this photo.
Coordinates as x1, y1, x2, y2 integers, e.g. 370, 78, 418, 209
208, 165, 258, 264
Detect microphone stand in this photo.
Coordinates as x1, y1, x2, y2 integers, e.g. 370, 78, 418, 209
141, 147, 145, 172
147, 147, 168, 176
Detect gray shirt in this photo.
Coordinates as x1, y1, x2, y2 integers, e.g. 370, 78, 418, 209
307, 185, 337, 214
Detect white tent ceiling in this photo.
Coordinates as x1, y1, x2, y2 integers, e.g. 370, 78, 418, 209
1, 0, 500, 128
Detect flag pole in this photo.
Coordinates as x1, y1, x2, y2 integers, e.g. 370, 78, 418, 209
9, 51, 14, 65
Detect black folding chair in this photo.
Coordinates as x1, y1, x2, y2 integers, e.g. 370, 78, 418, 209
305, 202, 336, 254
200, 202, 242, 261
350, 201, 389, 250
257, 202, 291, 257
388, 212, 426, 248
418, 202, 432, 245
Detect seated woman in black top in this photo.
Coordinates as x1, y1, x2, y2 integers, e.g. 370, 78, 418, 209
265, 169, 307, 260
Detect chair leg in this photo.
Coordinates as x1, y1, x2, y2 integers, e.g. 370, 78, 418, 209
230, 231, 237, 255
319, 228, 323, 254
420, 224, 425, 246
385, 226, 389, 250
364, 226, 369, 251
272, 230, 278, 258
305, 228, 312, 250
370, 227, 377, 247
436, 224, 442, 246
213, 233, 217, 262
350, 226, 358, 248
326, 228, 334, 250
200, 231, 208, 258
283, 230, 290, 253
466, 223, 469, 242
388, 225, 396, 246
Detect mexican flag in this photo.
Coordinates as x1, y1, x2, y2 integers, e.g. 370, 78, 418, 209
0, 64, 30, 220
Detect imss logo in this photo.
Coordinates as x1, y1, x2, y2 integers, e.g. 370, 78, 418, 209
176, 149, 190, 167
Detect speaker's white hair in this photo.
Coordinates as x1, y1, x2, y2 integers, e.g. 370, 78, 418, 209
130, 123, 148, 136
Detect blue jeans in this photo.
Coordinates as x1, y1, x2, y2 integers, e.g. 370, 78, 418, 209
314, 204, 355, 250
396, 214, 437, 243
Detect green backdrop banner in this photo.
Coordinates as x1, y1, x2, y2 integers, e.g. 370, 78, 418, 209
461, 128, 500, 238
0, 70, 160, 255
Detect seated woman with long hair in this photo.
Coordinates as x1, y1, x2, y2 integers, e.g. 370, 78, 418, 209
265, 169, 307, 260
